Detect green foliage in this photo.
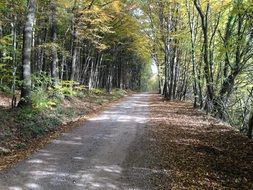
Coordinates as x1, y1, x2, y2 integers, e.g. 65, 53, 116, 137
56, 106, 76, 118
16, 108, 44, 137
22, 121, 47, 137
16, 107, 62, 138
56, 86, 76, 97
0, 63, 13, 84
31, 88, 57, 111
0, 83, 11, 94
32, 72, 51, 89
13, 87, 126, 138
111, 89, 127, 98
90, 88, 107, 95
54, 81, 79, 97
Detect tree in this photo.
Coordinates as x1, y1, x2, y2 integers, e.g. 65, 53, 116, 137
247, 110, 253, 138
18, 0, 36, 107
50, 0, 59, 87
193, 0, 214, 112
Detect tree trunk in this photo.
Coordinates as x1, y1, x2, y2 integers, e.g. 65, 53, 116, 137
50, 1, 59, 87
194, 0, 215, 113
163, 52, 169, 98
106, 64, 113, 93
157, 64, 162, 94
60, 55, 66, 81
71, 28, 78, 81
11, 15, 17, 108
19, 0, 36, 107
70, 0, 79, 81
186, 0, 198, 107
197, 59, 203, 108
0, 23, 3, 59
95, 54, 103, 88
168, 47, 175, 100
88, 59, 94, 90
247, 110, 253, 139
214, 10, 244, 120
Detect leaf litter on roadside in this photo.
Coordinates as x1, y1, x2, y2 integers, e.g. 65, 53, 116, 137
146, 95, 253, 189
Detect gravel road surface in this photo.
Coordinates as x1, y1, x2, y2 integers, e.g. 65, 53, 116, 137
0, 94, 153, 190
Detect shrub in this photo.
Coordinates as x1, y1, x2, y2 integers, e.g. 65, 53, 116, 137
32, 72, 51, 89
90, 88, 107, 95
16, 107, 62, 138
32, 88, 57, 111
112, 89, 127, 97
0, 84, 12, 95
54, 81, 79, 97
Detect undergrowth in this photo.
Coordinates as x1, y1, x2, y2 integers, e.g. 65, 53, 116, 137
0, 87, 127, 147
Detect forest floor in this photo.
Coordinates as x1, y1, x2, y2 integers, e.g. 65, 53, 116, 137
0, 93, 253, 189
140, 95, 253, 189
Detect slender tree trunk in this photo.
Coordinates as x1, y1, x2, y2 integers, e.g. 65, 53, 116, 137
71, 28, 78, 81
183, 60, 190, 100
95, 54, 103, 88
60, 55, 66, 81
88, 59, 94, 90
173, 51, 179, 99
11, 15, 17, 108
197, 60, 203, 107
186, 0, 198, 107
158, 2, 170, 99
106, 64, 113, 93
70, 0, 79, 81
194, 0, 214, 112
157, 64, 162, 94
118, 59, 123, 89
168, 47, 175, 100
51, 1, 59, 87
40, 23, 48, 73
0, 24, 3, 59
163, 52, 169, 98
19, 0, 36, 107
248, 110, 253, 139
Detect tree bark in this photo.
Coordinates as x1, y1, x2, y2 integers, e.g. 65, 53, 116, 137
70, 0, 79, 81
0, 23, 3, 59
214, 9, 244, 120
248, 111, 253, 139
194, 0, 215, 113
11, 15, 17, 108
106, 64, 113, 93
19, 0, 36, 107
186, 0, 198, 107
50, 1, 59, 87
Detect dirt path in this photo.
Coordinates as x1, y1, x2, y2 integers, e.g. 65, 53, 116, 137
0, 94, 151, 190
1, 94, 253, 190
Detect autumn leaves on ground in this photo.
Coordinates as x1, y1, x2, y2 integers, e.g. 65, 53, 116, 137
145, 95, 253, 189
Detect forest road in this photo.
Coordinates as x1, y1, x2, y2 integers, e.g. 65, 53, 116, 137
0, 94, 153, 190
